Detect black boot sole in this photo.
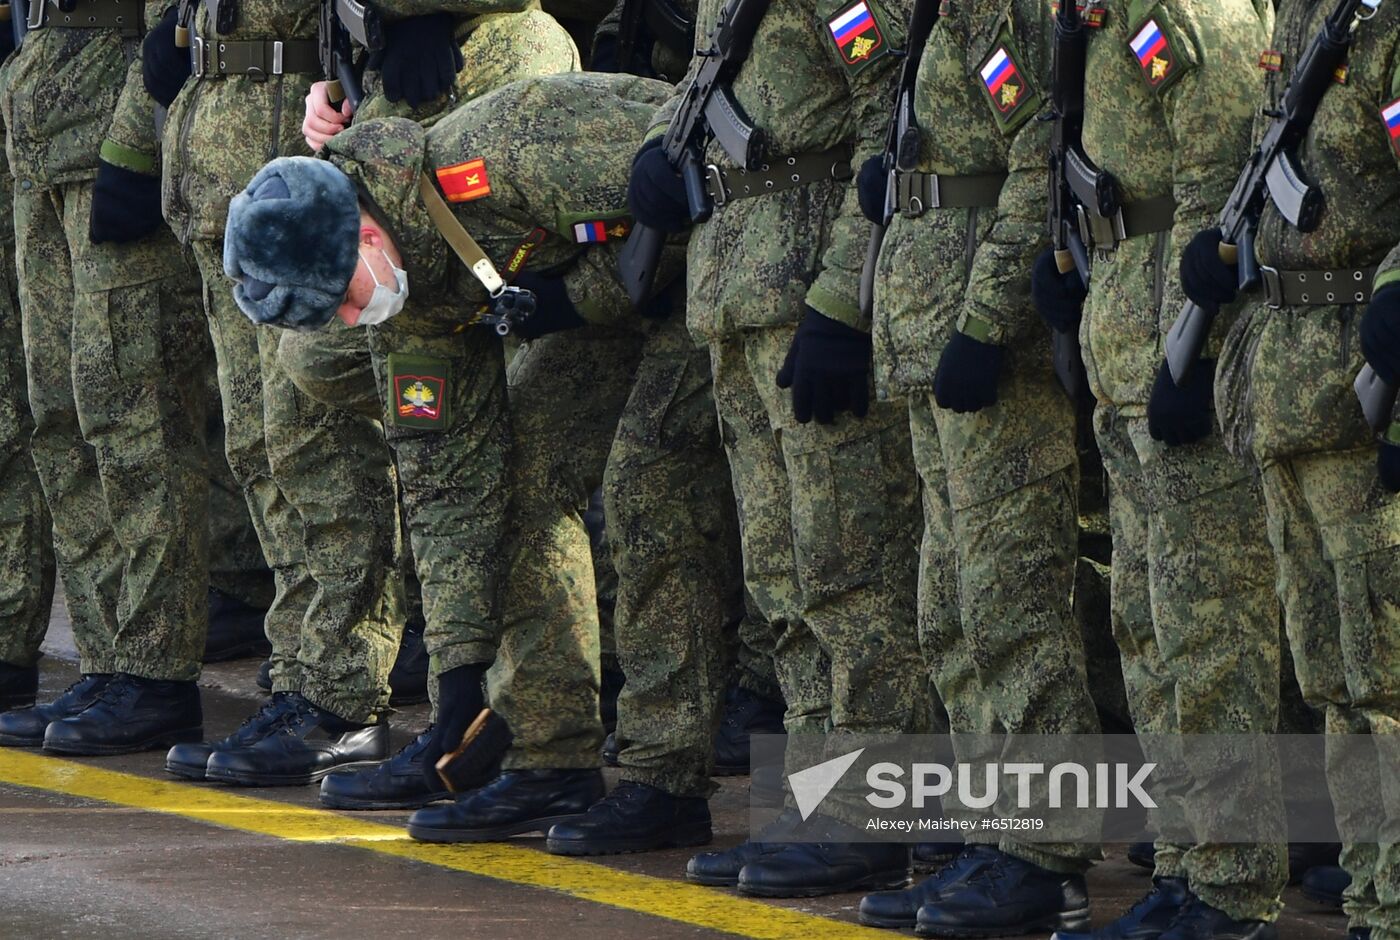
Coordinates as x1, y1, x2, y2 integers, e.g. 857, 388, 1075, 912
408, 812, 587, 844
545, 821, 714, 857
1, 694, 37, 712
0, 732, 45, 748
739, 868, 910, 899
165, 758, 211, 781
1299, 884, 1345, 909
205, 758, 382, 788
320, 790, 449, 811
913, 907, 1091, 939
686, 871, 742, 887
859, 911, 920, 929
42, 725, 204, 757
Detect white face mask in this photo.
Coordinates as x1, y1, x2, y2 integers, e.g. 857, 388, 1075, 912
354, 247, 409, 327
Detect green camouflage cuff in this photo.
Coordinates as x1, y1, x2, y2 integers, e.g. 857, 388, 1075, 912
1374, 268, 1400, 294
805, 283, 865, 331
99, 140, 157, 176
957, 311, 1002, 345
429, 640, 496, 680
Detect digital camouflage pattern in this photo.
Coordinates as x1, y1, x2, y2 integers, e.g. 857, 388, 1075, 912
1077, 0, 1286, 919
873, 0, 1097, 872
1212, 2, 1400, 934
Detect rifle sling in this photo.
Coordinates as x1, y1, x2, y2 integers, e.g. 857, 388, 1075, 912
895, 170, 1005, 216
705, 146, 853, 207
191, 36, 319, 75
417, 173, 507, 298
1258, 265, 1376, 308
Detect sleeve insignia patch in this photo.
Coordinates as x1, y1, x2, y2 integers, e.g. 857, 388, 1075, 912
826, 0, 887, 69
572, 219, 633, 243
387, 354, 451, 429
1130, 19, 1175, 87
1258, 50, 1282, 72
435, 158, 491, 203
979, 46, 1028, 115
1383, 98, 1400, 158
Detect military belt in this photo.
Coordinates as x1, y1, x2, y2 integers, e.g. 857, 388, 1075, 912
1081, 194, 1177, 250
191, 36, 319, 77
28, 0, 141, 34
1258, 265, 1376, 308
894, 170, 1005, 217
705, 146, 854, 208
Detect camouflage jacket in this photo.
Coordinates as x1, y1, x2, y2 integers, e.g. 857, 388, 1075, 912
1, 0, 159, 186
1079, 0, 1266, 409
654, 0, 909, 339
160, 0, 575, 243
873, 0, 1051, 393
323, 72, 683, 334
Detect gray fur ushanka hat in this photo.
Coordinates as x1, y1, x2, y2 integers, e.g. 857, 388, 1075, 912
223, 156, 362, 331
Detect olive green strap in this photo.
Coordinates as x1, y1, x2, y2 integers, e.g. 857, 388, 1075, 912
895, 171, 1006, 216
191, 36, 319, 76
417, 173, 506, 297
1258, 265, 1376, 308
705, 146, 854, 207
31, 0, 141, 33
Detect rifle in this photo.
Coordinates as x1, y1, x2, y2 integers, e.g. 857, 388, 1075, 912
1045, 0, 1101, 398
1164, 0, 1380, 384
615, 0, 770, 308
857, 0, 938, 319
319, 0, 382, 110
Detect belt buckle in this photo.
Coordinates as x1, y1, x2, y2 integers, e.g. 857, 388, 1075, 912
706, 164, 728, 208
26, 0, 43, 29
1259, 266, 1283, 308
270, 40, 283, 74
191, 35, 206, 76
925, 173, 941, 210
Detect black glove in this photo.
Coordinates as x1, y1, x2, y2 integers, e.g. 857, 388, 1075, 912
856, 154, 885, 226
933, 331, 1004, 413
627, 138, 690, 233
90, 160, 164, 244
1179, 228, 1239, 312
142, 7, 190, 108
369, 13, 464, 108
775, 306, 872, 425
510, 271, 585, 341
1031, 247, 1088, 334
1379, 433, 1400, 493
1147, 358, 1216, 446
1360, 285, 1400, 385
422, 663, 487, 791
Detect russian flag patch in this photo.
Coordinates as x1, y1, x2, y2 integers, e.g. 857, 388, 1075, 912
1383, 98, 1400, 158
572, 219, 632, 243
979, 46, 1026, 114
826, 0, 885, 68
1130, 19, 1175, 88
435, 158, 491, 203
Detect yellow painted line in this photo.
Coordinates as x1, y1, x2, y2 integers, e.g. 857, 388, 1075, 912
0, 749, 884, 940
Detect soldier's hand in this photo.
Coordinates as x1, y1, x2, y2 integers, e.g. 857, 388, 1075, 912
1147, 358, 1215, 446
142, 6, 191, 109
509, 272, 585, 341
856, 155, 885, 225
89, 159, 164, 244
303, 81, 353, 153
422, 663, 487, 792
775, 306, 872, 425
627, 139, 690, 233
1031, 248, 1087, 334
1360, 284, 1400, 384
370, 13, 464, 108
933, 331, 1003, 413
1379, 429, 1400, 493
1180, 229, 1238, 312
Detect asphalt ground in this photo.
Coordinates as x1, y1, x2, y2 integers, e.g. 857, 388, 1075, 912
0, 602, 1350, 940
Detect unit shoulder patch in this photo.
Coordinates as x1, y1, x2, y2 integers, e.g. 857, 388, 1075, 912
976, 43, 1039, 134
436, 158, 491, 203
824, 0, 889, 73
1383, 98, 1400, 159
1128, 16, 1188, 95
387, 354, 451, 430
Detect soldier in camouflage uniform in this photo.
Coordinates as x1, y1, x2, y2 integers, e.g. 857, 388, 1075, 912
850, 2, 1100, 934
629, 0, 928, 898
1027, 2, 1288, 938
1181, 3, 1400, 938
0, 0, 211, 754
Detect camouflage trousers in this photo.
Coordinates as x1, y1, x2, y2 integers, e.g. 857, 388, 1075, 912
1095, 404, 1286, 921
15, 181, 208, 680
192, 242, 317, 688
0, 227, 56, 670
204, 373, 274, 610
1218, 302, 1400, 938
909, 332, 1100, 874
709, 325, 925, 825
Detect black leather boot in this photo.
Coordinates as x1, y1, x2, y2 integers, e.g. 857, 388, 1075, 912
203, 588, 270, 662
860, 844, 1003, 929
388, 619, 428, 707
1300, 864, 1349, 909
0, 674, 110, 746
1050, 877, 1192, 940
736, 815, 911, 898
914, 851, 1090, 938
165, 693, 299, 780
0, 662, 39, 711
686, 806, 803, 886
546, 780, 712, 855
712, 684, 786, 775
914, 841, 964, 870
204, 693, 388, 786
1128, 841, 1157, 870
43, 674, 202, 756
320, 726, 449, 810
407, 768, 605, 843
1288, 842, 1341, 883
1156, 898, 1277, 940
